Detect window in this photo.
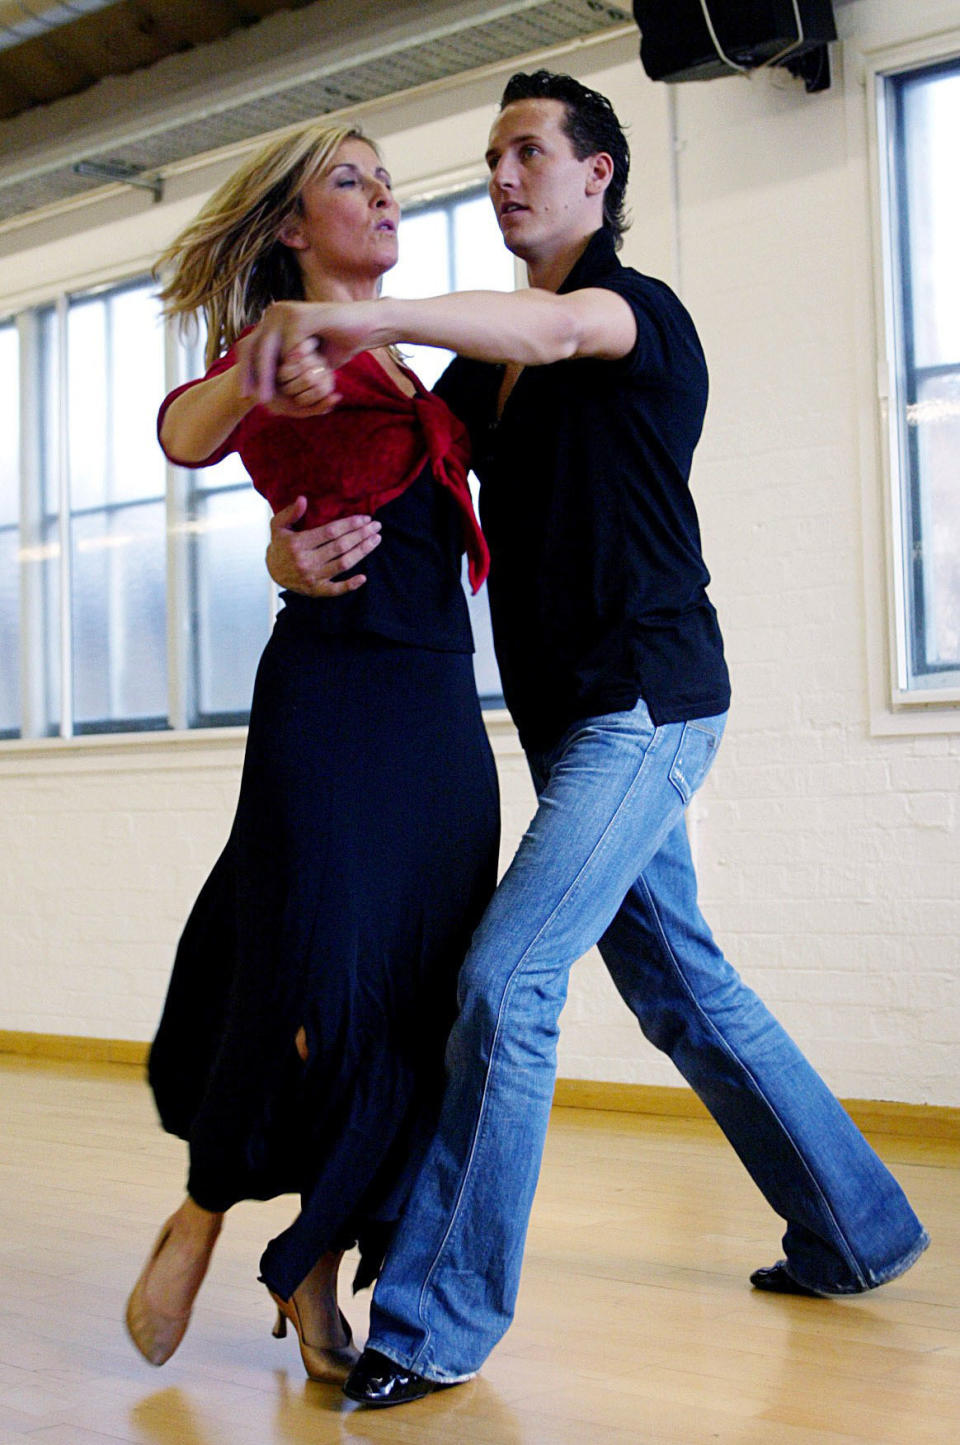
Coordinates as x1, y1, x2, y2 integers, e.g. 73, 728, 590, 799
0, 184, 514, 740
65, 284, 169, 732
385, 185, 516, 702
0, 321, 19, 737
882, 57, 960, 700
4, 279, 274, 739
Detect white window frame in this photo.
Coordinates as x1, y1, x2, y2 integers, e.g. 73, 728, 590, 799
853, 26, 960, 734
0, 165, 520, 750
3, 275, 277, 744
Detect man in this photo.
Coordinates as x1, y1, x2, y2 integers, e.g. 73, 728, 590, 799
247, 71, 928, 1407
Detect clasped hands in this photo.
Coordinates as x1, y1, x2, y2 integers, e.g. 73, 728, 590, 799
237, 298, 378, 417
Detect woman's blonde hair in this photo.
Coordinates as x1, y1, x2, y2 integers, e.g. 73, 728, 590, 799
156, 120, 378, 368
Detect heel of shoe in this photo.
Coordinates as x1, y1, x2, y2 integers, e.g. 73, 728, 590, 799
262, 1281, 358, 1384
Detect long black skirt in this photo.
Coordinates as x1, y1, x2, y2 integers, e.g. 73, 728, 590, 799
148, 608, 500, 1298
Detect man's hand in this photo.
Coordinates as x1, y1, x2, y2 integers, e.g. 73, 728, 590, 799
240, 300, 387, 403
235, 327, 341, 417
266, 496, 381, 597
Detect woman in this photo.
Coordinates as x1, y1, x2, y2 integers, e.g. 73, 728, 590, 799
125, 121, 499, 1382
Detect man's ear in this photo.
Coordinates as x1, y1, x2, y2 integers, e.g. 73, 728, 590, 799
585, 152, 614, 198
277, 215, 308, 251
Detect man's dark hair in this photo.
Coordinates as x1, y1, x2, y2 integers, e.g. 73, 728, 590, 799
499, 70, 630, 247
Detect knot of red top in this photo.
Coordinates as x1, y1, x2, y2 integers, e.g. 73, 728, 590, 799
410, 390, 489, 593
158, 346, 490, 592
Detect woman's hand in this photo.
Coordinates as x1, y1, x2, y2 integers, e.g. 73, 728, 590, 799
236, 325, 342, 417
266, 496, 382, 597
271, 339, 342, 415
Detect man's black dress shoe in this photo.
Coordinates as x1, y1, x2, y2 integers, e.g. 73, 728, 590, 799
750, 1261, 821, 1297
343, 1348, 457, 1408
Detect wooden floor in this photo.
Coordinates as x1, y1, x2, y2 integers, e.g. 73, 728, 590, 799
0, 1058, 957, 1445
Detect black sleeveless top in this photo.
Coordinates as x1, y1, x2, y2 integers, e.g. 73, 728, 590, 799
278, 464, 473, 654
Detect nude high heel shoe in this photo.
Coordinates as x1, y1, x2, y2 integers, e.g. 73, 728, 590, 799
125, 1222, 193, 1366
125, 1203, 221, 1366
266, 1285, 359, 1384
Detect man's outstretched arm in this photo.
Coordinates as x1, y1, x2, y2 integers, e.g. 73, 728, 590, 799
242, 288, 638, 405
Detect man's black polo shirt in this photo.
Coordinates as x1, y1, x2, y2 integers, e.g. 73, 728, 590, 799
434, 227, 730, 753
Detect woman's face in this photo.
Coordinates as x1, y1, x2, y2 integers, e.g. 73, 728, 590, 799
279, 138, 400, 297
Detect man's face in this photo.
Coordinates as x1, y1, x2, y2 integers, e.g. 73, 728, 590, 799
485, 98, 603, 262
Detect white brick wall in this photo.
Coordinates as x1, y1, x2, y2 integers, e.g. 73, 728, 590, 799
1, 2, 958, 1105
0, 742, 240, 1038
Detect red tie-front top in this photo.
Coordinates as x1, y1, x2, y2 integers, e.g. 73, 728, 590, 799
157, 345, 490, 592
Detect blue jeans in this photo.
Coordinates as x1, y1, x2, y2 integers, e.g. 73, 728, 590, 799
367, 699, 929, 1381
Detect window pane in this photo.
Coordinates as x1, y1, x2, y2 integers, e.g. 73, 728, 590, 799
900, 70, 960, 370
453, 193, 515, 292
0, 323, 19, 735
108, 286, 168, 504
390, 208, 451, 299
71, 500, 167, 730
68, 284, 166, 509
889, 61, 960, 691
911, 372, 960, 672
38, 306, 59, 517
0, 325, 17, 527
189, 484, 273, 723
36, 306, 61, 733
67, 282, 168, 729
67, 299, 108, 513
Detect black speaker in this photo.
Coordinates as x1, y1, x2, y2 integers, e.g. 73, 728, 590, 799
632, 1, 836, 91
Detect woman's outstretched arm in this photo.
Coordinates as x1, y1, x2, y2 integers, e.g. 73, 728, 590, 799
161, 326, 340, 463
160, 364, 256, 464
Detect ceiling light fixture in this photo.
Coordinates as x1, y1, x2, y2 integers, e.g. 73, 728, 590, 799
72, 158, 163, 201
